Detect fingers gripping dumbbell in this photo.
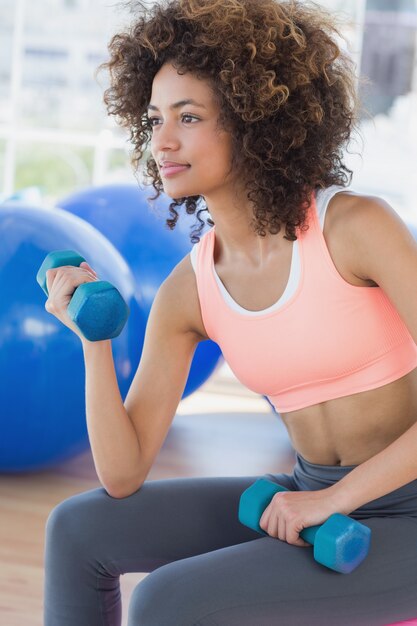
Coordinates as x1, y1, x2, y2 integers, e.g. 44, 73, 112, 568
238, 478, 371, 574
37, 250, 129, 341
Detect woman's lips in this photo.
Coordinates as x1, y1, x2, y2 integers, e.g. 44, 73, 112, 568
161, 164, 191, 176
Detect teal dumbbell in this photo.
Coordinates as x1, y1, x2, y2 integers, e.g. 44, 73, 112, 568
36, 250, 129, 342
238, 478, 371, 574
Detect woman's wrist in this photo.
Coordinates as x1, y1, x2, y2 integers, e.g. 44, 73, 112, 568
326, 482, 356, 517
81, 337, 112, 352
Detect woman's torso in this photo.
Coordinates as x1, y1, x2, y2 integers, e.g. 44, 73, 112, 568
184, 190, 417, 467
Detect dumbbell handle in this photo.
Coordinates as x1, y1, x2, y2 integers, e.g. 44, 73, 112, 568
258, 482, 326, 545
240, 480, 321, 544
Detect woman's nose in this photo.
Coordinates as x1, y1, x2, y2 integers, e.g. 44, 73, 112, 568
152, 120, 181, 152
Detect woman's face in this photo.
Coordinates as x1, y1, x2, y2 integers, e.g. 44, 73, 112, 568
148, 62, 236, 198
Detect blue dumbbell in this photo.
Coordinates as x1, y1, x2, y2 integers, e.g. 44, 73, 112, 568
238, 478, 371, 574
36, 250, 129, 342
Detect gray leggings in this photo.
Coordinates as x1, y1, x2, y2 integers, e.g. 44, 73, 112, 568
44, 453, 417, 625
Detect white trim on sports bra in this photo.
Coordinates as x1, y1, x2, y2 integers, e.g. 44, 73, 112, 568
189, 185, 349, 316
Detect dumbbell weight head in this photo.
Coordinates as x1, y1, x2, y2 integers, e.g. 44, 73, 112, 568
309, 511, 371, 574
239, 478, 371, 574
37, 250, 129, 341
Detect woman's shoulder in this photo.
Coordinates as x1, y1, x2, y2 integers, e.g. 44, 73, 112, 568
325, 187, 401, 235
324, 187, 416, 294
321, 188, 383, 287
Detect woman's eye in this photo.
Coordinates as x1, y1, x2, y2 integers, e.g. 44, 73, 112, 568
182, 115, 198, 124
148, 114, 199, 127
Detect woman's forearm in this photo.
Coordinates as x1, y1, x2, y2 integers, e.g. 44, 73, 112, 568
330, 421, 417, 514
82, 339, 143, 497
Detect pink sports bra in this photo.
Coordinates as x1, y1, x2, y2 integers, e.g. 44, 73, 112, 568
190, 185, 417, 413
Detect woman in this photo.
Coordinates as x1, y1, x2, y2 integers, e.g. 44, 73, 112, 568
43, 0, 417, 624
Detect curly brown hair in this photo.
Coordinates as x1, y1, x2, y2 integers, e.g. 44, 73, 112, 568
97, 0, 365, 244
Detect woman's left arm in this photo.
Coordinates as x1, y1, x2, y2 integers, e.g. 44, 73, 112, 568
330, 194, 417, 514
260, 195, 417, 543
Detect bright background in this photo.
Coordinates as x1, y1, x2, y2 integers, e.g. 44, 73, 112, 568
1, 0, 417, 223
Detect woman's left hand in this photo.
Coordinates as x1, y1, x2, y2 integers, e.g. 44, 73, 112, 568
259, 487, 344, 547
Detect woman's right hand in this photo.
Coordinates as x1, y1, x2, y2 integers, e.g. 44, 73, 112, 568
45, 262, 99, 341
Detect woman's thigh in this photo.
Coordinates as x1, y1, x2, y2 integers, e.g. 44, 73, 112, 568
44, 472, 297, 626
128, 516, 417, 626
46, 472, 295, 573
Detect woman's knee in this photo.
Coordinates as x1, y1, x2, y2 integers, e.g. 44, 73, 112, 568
45, 487, 110, 552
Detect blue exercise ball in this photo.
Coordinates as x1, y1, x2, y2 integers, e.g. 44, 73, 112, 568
57, 183, 224, 397
0, 202, 146, 472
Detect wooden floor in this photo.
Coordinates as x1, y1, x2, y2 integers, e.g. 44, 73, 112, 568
0, 363, 295, 626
